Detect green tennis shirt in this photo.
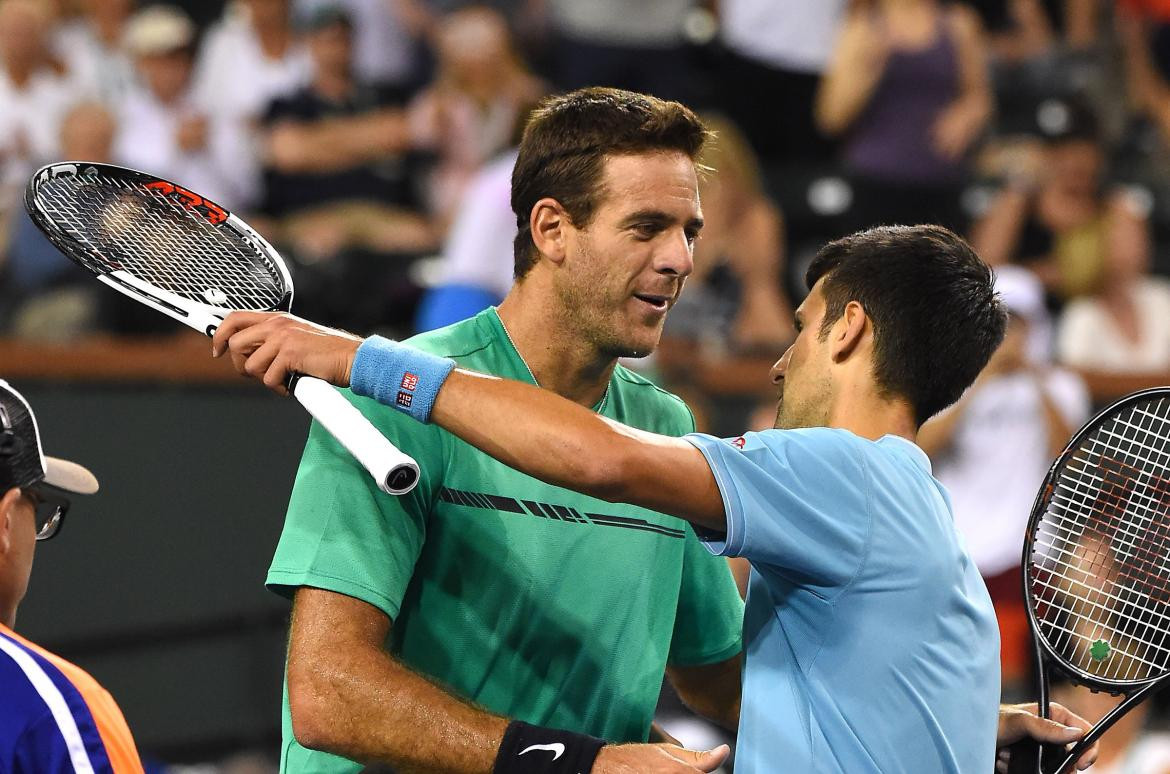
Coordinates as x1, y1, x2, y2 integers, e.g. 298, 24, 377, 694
267, 308, 744, 773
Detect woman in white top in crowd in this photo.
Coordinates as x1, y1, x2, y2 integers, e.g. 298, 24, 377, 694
1056, 196, 1170, 404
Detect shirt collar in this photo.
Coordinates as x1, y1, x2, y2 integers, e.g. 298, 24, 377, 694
878, 434, 932, 473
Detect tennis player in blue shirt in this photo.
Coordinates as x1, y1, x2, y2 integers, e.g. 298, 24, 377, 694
214, 224, 1098, 772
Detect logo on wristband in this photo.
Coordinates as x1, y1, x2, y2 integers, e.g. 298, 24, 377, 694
396, 391, 414, 408
519, 743, 565, 761
401, 373, 420, 391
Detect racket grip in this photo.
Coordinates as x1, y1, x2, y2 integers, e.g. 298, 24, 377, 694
1005, 740, 1070, 774
291, 376, 420, 495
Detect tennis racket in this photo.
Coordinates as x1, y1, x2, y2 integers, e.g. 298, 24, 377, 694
25, 161, 420, 495
1008, 387, 1170, 774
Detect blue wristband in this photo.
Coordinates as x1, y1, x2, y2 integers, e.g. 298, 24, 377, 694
350, 335, 456, 423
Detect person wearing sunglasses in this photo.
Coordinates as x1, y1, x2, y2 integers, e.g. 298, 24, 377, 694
0, 379, 144, 772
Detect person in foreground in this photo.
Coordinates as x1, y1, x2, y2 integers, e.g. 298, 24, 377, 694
220, 87, 745, 774
0, 380, 144, 772
214, 224, 1101, 772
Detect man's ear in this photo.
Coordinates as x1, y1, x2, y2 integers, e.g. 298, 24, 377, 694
0, 488, 21, 556
530, 197, 571, 266
830, 300, 868, 363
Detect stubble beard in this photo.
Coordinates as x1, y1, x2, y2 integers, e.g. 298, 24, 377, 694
557, 238, 663, 361
772, 377, 832, 430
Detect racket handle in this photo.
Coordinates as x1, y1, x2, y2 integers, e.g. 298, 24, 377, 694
1005, 740, 1070, 774
292, 376, 420, 495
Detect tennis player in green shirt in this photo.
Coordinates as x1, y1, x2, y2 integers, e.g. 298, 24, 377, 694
232, 88, 744, 773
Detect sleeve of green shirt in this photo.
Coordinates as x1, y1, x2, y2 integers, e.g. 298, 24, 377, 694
266, 389, 447, 620
664, 405, 745, 666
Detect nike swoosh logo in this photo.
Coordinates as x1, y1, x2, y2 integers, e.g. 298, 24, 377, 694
519, 742, 565, 761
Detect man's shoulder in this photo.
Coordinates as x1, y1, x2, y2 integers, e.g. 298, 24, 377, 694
405, 312, 497, 362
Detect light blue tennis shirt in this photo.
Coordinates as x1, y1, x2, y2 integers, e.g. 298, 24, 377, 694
686, 428, 1000, 774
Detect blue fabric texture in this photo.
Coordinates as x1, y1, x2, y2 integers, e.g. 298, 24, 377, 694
414, 284, 501, 333
350, 335, 456, 423
684, 428, 1001, 774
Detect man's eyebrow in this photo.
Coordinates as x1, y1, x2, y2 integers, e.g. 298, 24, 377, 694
618, 210, 705, 231
618, 210, 673, 227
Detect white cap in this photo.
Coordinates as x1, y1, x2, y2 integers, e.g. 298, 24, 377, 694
125, 5, 195, 57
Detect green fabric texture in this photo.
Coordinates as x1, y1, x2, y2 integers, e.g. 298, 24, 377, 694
267, 308, 744, 773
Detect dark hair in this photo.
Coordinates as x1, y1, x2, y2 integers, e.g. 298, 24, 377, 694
805, 225, 1007, 426
510, 87, 710, 279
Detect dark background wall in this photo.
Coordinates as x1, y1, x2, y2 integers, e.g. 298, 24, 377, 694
12, 381, 311, 762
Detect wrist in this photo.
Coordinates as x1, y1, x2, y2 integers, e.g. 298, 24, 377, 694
349, 335, 456, 422
493, 721, 606, 774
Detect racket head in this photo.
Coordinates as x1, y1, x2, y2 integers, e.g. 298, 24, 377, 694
1022, 387, 1170, 692
25, 161, 293, 333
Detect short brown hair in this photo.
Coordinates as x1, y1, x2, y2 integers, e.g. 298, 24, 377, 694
510, 87, 709, 279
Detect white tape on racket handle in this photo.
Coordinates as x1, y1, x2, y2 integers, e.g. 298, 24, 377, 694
292, 376, 420, 495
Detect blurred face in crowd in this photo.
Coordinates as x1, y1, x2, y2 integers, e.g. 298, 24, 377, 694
61, 102, 115, 161
137, 48, 192, 103
770, 280, 834, 430
79, 0, 133, 25
1047, 139, 1103, 198
0, 487, 38, 629
309, 21, 353, 78
0, 0, 50, 73
556, 151, 701, 360
437, 7, 513, 95
245, 0, 290, 30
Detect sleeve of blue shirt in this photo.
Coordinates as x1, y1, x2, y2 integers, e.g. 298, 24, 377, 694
684, 428, 872, 590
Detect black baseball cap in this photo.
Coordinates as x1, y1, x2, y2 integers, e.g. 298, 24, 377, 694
0, 380, 98, 495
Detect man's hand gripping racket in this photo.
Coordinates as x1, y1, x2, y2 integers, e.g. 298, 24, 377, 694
25, 162, 419, 495
1007, 387, 1170, 773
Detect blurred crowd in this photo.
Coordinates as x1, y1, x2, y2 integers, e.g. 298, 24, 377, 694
6, 0, 1170, 769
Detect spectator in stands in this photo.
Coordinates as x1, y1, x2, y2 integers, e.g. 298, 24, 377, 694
53, 0, 136, 103
0, 380, 144, 772
971, 0, 1100, 63
815, 0, 992, 232
191, 0, 312, 203
193, 0, 312, 123
260, 5, 436, 264
656, 115, 795, 430
1056, 192, 1170, 404
409, 5, 544, 229
919, 266, 1090, 694
1119, 0, 1170, 153
537, 0, 698, 103
0, 0, 84, 223
413, 146, 517, 332
717, 0, 845, 165
3, 102, 115, 340
972, 101, 1149, 304
294, 0, 419, 89
115, 5, 255, 209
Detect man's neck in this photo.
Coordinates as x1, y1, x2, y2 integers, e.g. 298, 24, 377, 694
496, 285, 616, 408
825, 386, 918, 445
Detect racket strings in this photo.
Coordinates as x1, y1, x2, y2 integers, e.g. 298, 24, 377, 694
34, 174, 286, 311
1029, 396, 1170, 684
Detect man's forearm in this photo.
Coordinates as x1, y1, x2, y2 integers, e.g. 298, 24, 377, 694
289, 590, 507, 773
425, 367, 726, 530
